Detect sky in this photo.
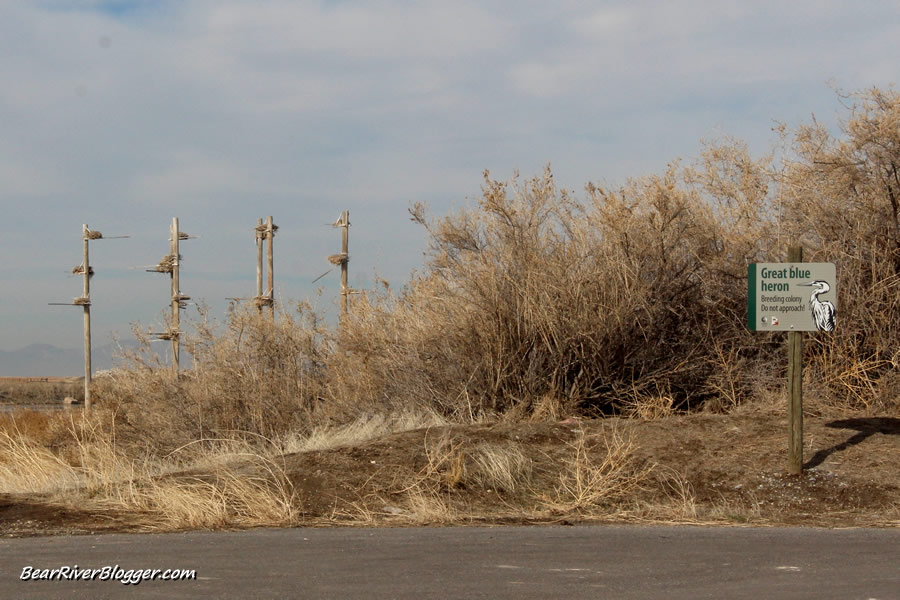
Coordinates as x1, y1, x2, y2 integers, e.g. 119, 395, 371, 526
0, 0, 897, 364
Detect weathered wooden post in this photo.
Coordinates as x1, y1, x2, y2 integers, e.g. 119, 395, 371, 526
252, 217, 276, 316
314, 212, 352, 315
50, 226, 127, 411
786, 245, 803, 475
146, 218, 191, 370
81, 225, 92, 411
170, 218, 181, 370
266, 215, 275, 320
339, 210, 349, 317
256, 218, 264, 314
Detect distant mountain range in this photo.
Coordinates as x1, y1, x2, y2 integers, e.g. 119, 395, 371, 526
0, 341, 148, 377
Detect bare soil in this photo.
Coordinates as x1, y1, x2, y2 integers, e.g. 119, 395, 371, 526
2, 409, 898, 536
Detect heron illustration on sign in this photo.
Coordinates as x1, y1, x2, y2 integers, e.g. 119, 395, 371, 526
798, 280, 836, 332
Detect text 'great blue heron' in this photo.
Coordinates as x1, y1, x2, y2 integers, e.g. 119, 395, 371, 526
798, 280, 836, 332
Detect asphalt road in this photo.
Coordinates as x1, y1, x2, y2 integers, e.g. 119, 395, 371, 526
1, 525, 898, 599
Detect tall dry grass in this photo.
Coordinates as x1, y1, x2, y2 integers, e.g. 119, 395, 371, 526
0, 411, 300, 530
93, 302, 329, 454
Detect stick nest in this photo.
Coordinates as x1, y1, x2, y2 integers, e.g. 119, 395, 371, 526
72, 265, 95, 276
85, 230, 103, 240
328, 253, 349, 265
151, 254, 178, 273
255, 223, 279, 238
73, 296, 90, 305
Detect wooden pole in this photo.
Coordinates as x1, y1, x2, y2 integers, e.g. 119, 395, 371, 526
340, 210, 349, 318
787, 245, 803, 474
256, 218, 264, 314
171, 217, 180, 371
82, 225, 92, 412
266, 215, 275, 320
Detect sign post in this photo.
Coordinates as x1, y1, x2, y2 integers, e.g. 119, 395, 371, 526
786, 246, 804, 475
748, 251, 837, 474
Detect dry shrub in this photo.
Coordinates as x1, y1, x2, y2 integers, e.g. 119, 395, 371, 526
540, 428, 654, 513
94, 302, 329, 454
651, 466, 698, 521
335, 153, 771, 418
777, 87, 900, 412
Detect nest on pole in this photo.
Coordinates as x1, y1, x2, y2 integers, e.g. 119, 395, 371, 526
73, 296, 91, 305
328, 253, 349, 265
149, 254, 177, 273
255, 223, 279, 238
72, 264, 95, 276
254, 295, 274, 308
85, 229, 103, 240
178, 232, 191, 240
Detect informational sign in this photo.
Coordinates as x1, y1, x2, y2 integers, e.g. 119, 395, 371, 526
747, 263, 837, 332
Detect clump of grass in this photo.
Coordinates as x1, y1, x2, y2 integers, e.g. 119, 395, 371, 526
402, 484, 458, 524
465, 440, 533, 494
0, 428, 81, 494
0, 413, 300, 530
409, 430, 533, 494
540, 428, 654, 514
385, 429, 534, 522
284, 409, 447, 454
99, 461, 299, 530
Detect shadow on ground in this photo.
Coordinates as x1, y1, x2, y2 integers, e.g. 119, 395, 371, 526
805, 418, 900, 470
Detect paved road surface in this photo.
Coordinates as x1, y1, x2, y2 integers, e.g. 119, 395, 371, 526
1, 525, 897, 599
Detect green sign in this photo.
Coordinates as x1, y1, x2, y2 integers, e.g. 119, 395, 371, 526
748, 263, 837, 332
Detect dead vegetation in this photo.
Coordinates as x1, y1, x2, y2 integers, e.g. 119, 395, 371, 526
2, 87, 900, 534
539, 428, 654, 514
0, 378, 83, 406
